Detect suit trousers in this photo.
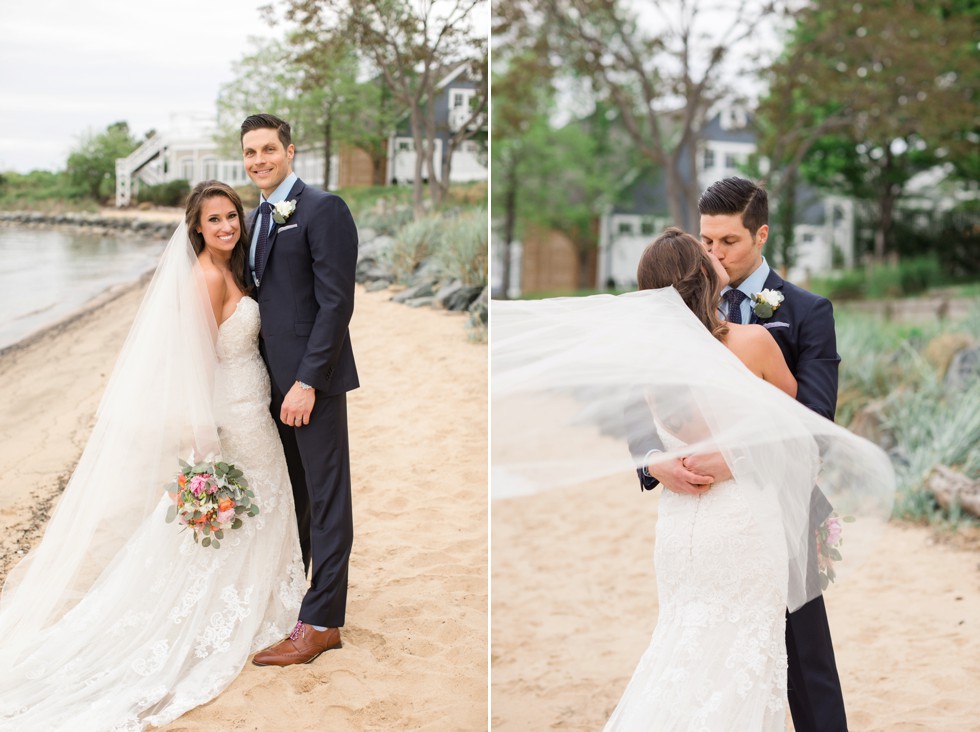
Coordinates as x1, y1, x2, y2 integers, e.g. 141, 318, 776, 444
786, 595, 848, 732
270, 381, 353, 628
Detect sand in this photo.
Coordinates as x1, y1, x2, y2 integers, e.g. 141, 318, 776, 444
0, 281, 488, 730
491, 481, 980, 731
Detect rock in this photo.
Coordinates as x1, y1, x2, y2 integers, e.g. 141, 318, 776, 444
927, 465, 980, 518
405, 296, 436, 308
364, 279, 391, 293
467, 286, 488, 327
357, 235, 395, 263
392, 282, 435, 303
924, 333, 974, 378
849, 399, 895, 451
407, 260, 441, 288
434, 280, 464, 308
358, 227, 378, 243
445, 285, 484, 312
356, 263, 395, 283
945, 346, 980, 393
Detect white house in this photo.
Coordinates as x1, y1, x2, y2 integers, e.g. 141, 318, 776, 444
115, 63, 488, 207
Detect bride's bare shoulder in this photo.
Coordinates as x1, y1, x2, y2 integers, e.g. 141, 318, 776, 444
722, 323, 778, 372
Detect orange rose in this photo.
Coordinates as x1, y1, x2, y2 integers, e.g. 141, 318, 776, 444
218, 498, 235, 512
177, 474, 187, 488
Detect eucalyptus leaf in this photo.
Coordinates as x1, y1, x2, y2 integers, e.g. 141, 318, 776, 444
202, 537, 211, 547
232, 518, 243, 530
165, 505, 178, 523
211, 539, 220, 549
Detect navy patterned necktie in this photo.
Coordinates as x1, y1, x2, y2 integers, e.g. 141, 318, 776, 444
254, 201, 273, 285
724, 288, 747, 324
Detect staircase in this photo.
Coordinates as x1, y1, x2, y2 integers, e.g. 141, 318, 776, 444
115, 134, 167, 207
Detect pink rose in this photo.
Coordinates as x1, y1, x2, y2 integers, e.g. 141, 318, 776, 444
189, 474, 211, 498
216, 508, 235, 525
825, 517, 842, 547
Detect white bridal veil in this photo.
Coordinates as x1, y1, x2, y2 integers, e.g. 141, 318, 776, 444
491, 288, 896, 612
0, 223, 220, 639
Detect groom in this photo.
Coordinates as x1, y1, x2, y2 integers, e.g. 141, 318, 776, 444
239, 113, 359, 666
633, 177, 847, 731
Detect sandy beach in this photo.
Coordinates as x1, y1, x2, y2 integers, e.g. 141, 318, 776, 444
491, 480, 980, 731
0, 280, 488, 730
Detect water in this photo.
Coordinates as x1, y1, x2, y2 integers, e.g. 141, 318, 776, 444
0, 227, 169, 352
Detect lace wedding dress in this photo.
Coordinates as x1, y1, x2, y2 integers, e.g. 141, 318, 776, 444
604, 431, 787, 731
0, 296, 307, 731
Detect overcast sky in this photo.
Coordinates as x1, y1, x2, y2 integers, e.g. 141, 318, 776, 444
0, 0, 273, 173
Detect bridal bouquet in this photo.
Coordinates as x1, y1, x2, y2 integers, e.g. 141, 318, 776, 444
165, 455, 260, 549
816, 512, 855, 590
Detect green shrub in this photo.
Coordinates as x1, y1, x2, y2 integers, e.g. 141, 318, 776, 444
386, 214, 444, 282
136, 179, 190, 207
435, 209, 488, 287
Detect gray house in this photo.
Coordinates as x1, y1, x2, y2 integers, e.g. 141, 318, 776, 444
596, 108, 855, 288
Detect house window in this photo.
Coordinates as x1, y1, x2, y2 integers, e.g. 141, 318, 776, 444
703, 149, 715, 171
640, 220, 655, 236
397, 140, 414, 152
453, 91, 468, 108
180, 158, 194, 181
618, 221, 634, 235
203, 158, 218, 179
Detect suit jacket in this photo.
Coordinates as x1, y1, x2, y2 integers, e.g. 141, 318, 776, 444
246, 178, 359, 397
631, 269, 841, 490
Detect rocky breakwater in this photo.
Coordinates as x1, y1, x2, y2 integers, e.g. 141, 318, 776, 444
0, 210, 179, 238
355, 226, 488, 337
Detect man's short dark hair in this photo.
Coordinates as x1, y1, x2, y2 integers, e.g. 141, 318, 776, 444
697, 177, 768, 236
240, 114, 292, 149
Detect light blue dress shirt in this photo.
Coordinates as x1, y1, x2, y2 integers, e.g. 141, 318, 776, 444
250, 172, 298, 276
721, 257, 771, 323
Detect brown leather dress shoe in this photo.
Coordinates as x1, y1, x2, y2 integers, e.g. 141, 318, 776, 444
252, 622, 342, 667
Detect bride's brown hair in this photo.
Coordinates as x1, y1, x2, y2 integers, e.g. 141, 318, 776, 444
636, 227, 728, 342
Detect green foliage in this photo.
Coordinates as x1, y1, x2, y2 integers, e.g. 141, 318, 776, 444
435, 209, 488, 287
66, 121, 140, 202
835, 306, 980, 524
810, 256, 949, 301
135, 179, 191, 207
386, 213, 445, 283
0, 169, 93, 210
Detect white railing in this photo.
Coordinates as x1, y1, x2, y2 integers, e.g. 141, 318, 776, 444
115, 134, 167, 207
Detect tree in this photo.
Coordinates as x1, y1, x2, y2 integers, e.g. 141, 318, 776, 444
66, 122, 139, 201
490, 47, 553, 297
497, 0, 790, 232
438, 50, 488, 202
758, 0, 978, 262
280, 0, 487, 214
218, 35, 398, 188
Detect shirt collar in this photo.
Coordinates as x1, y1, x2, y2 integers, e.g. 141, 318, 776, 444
260, 172, 298, 206
723, 257, 770, 298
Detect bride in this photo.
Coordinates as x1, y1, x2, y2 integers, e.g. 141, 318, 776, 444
491, 228, 894, 730
0, 181, 307, 730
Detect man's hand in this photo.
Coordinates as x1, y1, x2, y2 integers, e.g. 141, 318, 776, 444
280, 382, 315, 427
681, 451, 733, 485
647, 457, 714, 495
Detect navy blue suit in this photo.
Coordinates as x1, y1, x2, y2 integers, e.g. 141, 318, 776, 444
629, 269, 848, 732
247, 177, 358, 628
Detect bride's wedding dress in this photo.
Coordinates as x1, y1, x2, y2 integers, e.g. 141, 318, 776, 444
603, 433, 787, 731
0, 296, 306, 731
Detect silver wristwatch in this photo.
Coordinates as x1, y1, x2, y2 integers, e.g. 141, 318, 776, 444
297, 381, 313, 391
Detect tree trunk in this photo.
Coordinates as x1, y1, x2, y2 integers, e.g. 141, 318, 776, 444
664, 149, 698, 232
501, 158, 519, 299
322, 115, 333, 190
423, 96, 441, 207
873, 148, 897, 263
776, 170, 798, 275
409, 105, 426, 216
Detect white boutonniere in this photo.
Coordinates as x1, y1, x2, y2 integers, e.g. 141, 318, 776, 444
272, 199, 297, 225
750, 288, 784, 319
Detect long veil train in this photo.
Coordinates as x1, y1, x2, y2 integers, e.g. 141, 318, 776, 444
491, 288, 895, 611
0, 224, 305, 730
